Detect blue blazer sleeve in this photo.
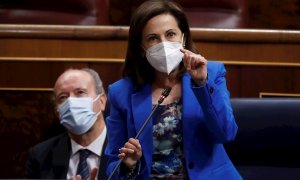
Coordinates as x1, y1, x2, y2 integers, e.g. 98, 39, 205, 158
191, 61, 237, 143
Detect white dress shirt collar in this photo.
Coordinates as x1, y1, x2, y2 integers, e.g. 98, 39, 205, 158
70, 126, 107, 156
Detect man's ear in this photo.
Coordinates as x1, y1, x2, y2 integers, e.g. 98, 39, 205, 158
99, 93, 107, 112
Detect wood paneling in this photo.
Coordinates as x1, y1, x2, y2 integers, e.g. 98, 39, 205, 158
0, 60, 123, 91
0, 26, 299, 96
0, 25, 300, 97
0, 57, 299, 97
225, 65, 300, 97
1, 25, 300, 61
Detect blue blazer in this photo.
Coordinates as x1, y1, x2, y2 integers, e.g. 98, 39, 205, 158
105, 61, 242, 179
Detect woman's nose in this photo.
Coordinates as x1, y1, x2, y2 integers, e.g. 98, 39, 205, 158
160, 36, 168, 42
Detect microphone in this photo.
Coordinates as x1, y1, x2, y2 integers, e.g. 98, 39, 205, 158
158, 86, 172, 104
107, 86, 172, 180
135, 86, 171, 139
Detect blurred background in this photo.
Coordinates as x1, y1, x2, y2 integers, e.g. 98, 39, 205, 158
0, 0, 300, 29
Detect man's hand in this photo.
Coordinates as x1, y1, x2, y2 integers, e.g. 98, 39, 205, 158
70, 168, 98, 180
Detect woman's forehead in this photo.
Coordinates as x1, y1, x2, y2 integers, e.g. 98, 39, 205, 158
143, 14, 180, 35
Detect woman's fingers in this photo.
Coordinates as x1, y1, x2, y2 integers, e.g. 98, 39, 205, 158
128, 138, 141, 150
121, 138, 141, 153
119, 147, 135, 154
180, 48, 189, 54
181, 48, 206, 70
181, 49, 191, 70
118, 138, 142, 161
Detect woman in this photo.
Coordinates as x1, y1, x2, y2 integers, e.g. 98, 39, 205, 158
105, 0, 242, 179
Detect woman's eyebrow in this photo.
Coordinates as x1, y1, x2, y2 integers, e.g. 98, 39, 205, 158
144, 33, 157, 38
166, 29, 178, 33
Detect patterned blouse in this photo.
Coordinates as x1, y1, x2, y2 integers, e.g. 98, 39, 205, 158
151, 99, 187, 179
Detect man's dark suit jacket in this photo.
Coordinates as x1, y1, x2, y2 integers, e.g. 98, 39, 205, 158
25, 132, 107, 179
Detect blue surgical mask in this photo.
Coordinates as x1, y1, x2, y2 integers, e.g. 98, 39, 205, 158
58, 95, 101, 135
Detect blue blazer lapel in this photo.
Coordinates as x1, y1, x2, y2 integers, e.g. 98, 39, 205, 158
182, 73, 196, 121
131, 84, 153, 175
181, 74, 202, 149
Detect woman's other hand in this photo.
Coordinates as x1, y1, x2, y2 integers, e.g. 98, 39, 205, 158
118, 138, 142, 169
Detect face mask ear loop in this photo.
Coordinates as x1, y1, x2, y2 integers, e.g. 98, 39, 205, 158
93, 94, 101, 102
182, 33, 185, 48
95, 111, 102, 117
93, 94, 103, 116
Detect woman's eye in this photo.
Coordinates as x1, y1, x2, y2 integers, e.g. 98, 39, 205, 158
148, 36, 157, 42
167, 32, 176, 38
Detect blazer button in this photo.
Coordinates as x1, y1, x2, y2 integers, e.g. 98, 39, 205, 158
188, 162, 194, 169
209, 87, 214, 94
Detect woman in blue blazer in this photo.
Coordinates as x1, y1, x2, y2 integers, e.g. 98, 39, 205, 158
105, 0, 242, 179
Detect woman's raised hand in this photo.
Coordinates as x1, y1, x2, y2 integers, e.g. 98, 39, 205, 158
181, 48, 208, 86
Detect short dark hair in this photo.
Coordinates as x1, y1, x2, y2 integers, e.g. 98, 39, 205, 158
122, 0, 199, 87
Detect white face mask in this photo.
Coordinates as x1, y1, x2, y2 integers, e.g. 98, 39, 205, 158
58, 95, 101, 135
145, 37, 184, 74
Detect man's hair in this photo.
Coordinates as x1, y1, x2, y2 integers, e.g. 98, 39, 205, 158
52, 68, 105, 112
53, 68, 105, 102
81, 68, 105, 95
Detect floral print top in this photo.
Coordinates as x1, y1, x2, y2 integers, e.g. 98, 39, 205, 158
151, 99, 187, 179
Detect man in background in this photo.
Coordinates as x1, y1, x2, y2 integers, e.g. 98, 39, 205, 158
25, 68, 107, 179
